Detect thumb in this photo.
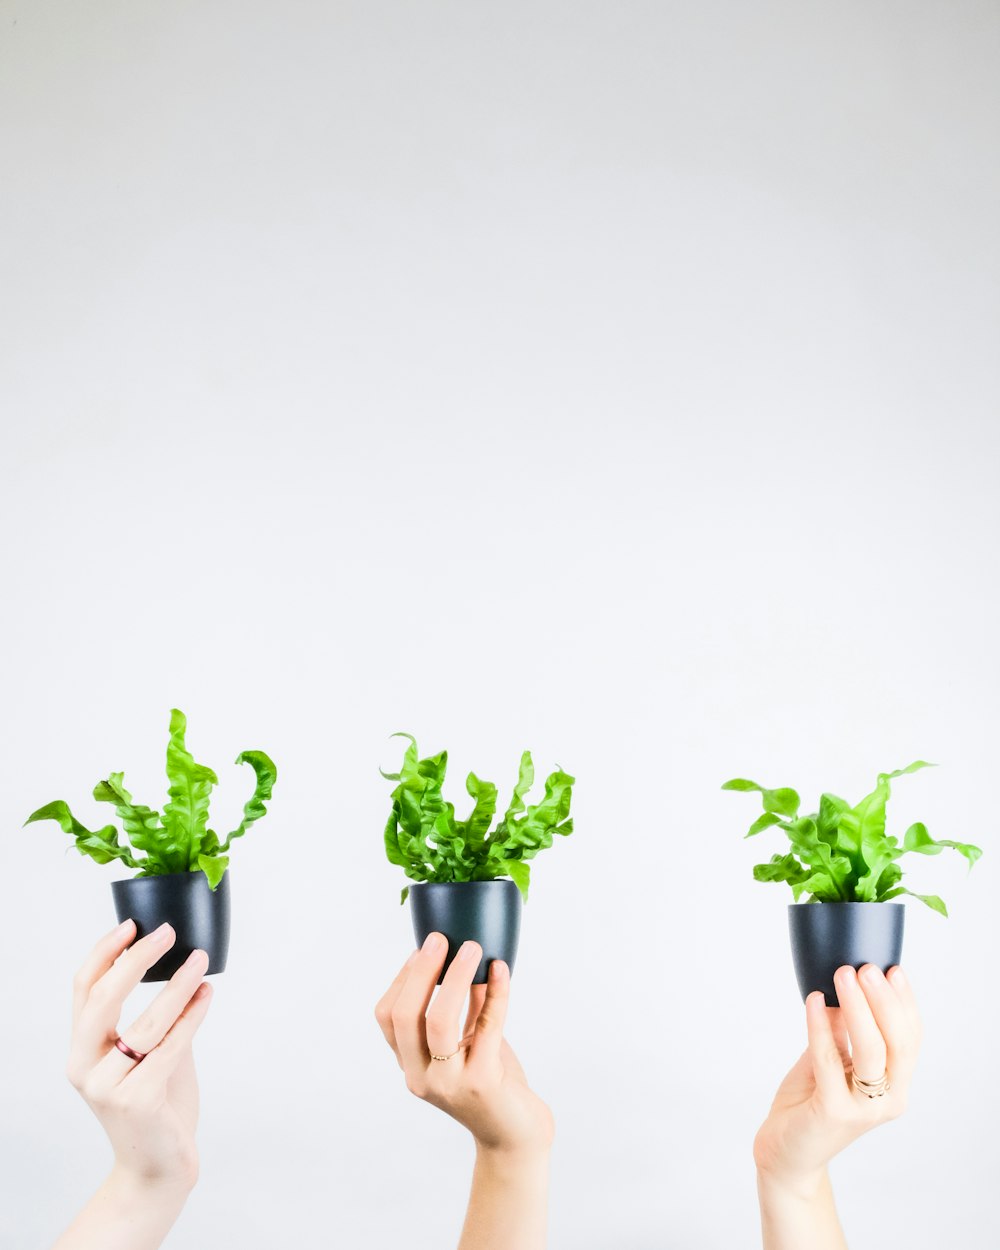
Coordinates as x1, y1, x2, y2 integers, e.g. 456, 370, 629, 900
805, 990, 850, 1105
468, 959, 510, 1065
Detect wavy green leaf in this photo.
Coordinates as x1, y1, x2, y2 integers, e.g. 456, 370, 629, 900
722, 778, 800, 819
817, 793, 850, 845
875, 863, 904, 899
505, 859, 531, 902
502, 752, 535, 825
883, 761, 936, 781
902, 822, 983, 868
462, 772, 498, 849
745, 812, 783, 838
384, 809, 407, 867
752, 853, 810, 886
796, 871, 844, 902
198, 853, 229, 890
92, 773, 171, 872
899, 887, 948, 916
380, 732, 418, 782
162, 709, 218, 871
221, 750, 277, 852
25, 800, 140, 869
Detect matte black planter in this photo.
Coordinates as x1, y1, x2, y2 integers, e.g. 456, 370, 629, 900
788, 902, 904, 1006
111, 871, 231, 982
409, 880, 522, 985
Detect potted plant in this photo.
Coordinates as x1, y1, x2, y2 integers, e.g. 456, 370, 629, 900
26, 709, 276, 981
723, 761, 981, 1004
382, 733, 575, 983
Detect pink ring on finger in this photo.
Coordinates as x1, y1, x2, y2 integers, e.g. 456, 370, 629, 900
114, 1037, 147, 1063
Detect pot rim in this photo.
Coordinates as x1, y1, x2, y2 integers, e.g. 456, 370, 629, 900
408, 878, 520, 890
111, 869, 229, 889
786, 900, 904, 909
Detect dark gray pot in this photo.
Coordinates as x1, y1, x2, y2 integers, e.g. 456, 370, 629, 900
788, 901, 904, 1005
409, 880, 522, 984
111, 871, 231, 982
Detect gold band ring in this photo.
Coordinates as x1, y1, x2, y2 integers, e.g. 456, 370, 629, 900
852, 1070, 890, 1098
430, 1034, 474, 1062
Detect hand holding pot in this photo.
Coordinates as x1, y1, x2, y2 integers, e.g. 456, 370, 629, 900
375, 932, 552, 1250
754, 963, 921, 1250
53, 919, 213, 1250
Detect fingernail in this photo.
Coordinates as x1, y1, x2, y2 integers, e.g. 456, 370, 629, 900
151, 923, 174, 944
457, 941, 481, 962
195, 982, 212, 1001
115, 919, 134, 935
891, 966, 907, 987
185, 948, 209, 968
860, 965, 880, 985
422, 932, 444, 953
490, 960, 507, 981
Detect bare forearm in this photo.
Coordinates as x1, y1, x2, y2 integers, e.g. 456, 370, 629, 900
458, 1145, 550, 1250
757, 1168, 847, 1250
51, 1169, 192, 1250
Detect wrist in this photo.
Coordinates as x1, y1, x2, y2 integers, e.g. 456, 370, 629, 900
756, 1164, 831, 1206
107, 1162, 198, 1209
474, 1140, 552, 1173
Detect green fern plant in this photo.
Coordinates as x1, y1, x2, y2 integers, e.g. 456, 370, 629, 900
26, 709, 276, 889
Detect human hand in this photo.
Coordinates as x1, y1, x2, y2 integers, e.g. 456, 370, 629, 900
374, 933, 554, 1157
754, 964, 921, 1193
66, 919, 213, 1194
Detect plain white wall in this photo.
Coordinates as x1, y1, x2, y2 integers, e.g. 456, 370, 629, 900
1, 2, 998, 1246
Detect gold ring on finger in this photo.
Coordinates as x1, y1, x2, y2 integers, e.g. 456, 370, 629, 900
430, 1034, 474, 1062
852, 1070, 890, 1098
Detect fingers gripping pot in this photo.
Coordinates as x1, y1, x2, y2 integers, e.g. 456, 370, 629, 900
409, 880, 522, 985
788, 902, 904, 1006
112, 871, 231, 982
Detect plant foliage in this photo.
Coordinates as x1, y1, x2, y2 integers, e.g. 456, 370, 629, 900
382, 734, 574, 903
26, 709, 276, 889
722, 761, 981, 915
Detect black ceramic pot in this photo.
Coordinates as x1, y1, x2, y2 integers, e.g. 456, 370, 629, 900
409, 880, 522, 985
111, 871, 231, 982
788, 902, 904, 1005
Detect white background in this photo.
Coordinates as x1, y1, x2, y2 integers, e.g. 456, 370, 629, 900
1, 2, 998, 1247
